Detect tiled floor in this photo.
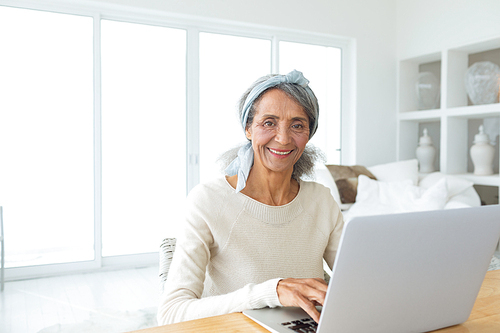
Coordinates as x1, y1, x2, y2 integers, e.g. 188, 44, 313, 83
0, 266, 159, 333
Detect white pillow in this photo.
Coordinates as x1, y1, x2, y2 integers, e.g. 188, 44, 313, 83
367, 159, 419, 185
419, 172, 473, 198
444, 187, 481, 208
313, 164, 352, 210
313, 164, 341, 203
343, 175, 448, 221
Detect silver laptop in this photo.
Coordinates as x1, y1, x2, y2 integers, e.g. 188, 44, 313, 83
243, 205, 500, 333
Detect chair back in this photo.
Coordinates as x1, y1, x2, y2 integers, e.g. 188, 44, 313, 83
159, 238, 176, 294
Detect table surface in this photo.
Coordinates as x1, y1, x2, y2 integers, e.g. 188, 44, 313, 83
132, 269, 500, 333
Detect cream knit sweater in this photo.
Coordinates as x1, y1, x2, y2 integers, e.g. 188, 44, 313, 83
157, 177, 344, 325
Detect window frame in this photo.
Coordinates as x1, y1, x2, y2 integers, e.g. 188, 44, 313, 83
1, 0, 355, 281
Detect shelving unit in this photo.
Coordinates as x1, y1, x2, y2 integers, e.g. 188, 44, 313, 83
397, 36, 500, 204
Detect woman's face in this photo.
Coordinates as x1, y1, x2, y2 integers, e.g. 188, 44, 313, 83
246, 88, 310, 175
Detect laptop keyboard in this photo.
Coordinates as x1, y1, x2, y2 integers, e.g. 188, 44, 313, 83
281, 318, 318, 332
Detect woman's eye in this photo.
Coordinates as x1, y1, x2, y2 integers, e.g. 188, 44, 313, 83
292, 123, 304, 129
264, 121, 274, 127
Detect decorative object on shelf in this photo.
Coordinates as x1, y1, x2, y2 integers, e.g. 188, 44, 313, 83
464, 61, 500, 105
470, 125, 495, 176
416, 128, 436, 173
416, 72, 440, 110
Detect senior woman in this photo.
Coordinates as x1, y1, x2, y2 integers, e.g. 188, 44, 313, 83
157, 70, 344, 325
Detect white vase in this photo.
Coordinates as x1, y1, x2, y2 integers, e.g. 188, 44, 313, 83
416, 72, 440, 110
416, 128, 436, 173
464, 61, 500, 105
470, 125, 495, 176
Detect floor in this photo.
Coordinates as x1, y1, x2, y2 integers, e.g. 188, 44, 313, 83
0, 266, 159, 333
1, 252, 499, 333
490, 251, 500, 270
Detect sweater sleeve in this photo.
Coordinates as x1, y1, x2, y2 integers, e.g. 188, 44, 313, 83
322, 191, 345, 270
157, 183, 282, 325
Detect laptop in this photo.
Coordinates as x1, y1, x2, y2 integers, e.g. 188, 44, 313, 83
243, 205, 500, 333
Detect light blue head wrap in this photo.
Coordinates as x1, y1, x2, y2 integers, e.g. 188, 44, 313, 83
225, 70, 318, 192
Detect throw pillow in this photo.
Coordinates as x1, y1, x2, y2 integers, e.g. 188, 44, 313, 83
419, 172, 474, 198
313, 164, 342, 205
367, 159, 419, 185
325, 165, 377, 204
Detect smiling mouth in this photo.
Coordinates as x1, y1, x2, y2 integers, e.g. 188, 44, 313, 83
268, 148, 293, 156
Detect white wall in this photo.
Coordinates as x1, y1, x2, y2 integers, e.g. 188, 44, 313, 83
397, 0, 500, 59
396, 0, 500, 174
95, 0, 399, 166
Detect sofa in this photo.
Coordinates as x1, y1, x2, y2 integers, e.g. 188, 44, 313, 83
313, 159, 481, 223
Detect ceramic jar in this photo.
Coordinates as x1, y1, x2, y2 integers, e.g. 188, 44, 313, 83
416, 128, 436, 173
470, 125, 495, 176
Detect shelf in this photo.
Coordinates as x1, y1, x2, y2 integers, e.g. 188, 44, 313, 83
399, 103, 500, 120
397, 34, 500, 205
454, 173, 500, 187
447, 103, 500, 118
398, 109, 441, 121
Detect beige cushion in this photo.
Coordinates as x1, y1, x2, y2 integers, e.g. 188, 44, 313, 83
325, 165, 376, 204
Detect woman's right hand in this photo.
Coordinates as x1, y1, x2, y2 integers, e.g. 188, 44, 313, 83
276, 278, 328, 323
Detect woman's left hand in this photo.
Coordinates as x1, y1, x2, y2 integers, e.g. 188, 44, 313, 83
276, 278, 328, 323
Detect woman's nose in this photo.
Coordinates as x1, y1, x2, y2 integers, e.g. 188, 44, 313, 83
274, 126, 291, 145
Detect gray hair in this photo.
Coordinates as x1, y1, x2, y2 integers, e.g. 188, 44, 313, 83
219, 73, 323, 180
238, 74, 319, 137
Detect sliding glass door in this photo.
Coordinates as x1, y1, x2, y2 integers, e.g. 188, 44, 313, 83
100, 20, 186, 257
280, 41, 342, 164
0, 7, 94, 267
199, 33, 271, 182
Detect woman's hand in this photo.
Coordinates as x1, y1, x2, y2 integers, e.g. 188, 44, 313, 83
276, 278, 328, 323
